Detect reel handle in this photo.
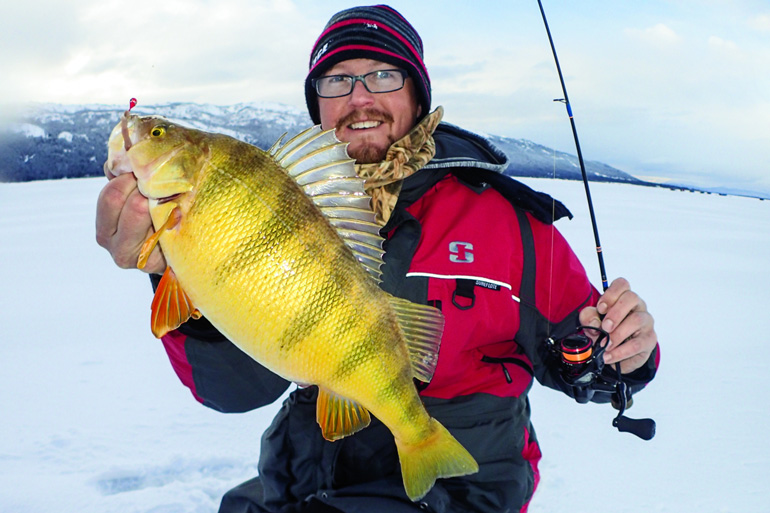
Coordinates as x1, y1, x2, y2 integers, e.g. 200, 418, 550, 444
613, 415, 656, 441
612, 374, 656, 441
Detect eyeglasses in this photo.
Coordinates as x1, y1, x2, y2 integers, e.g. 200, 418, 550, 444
312, 69, 408, 98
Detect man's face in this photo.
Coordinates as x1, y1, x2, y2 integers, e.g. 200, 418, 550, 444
318, 58, 422, 164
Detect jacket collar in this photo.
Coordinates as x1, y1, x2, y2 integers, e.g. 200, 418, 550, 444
425, 123, 510, 174
385, 122, 572, 230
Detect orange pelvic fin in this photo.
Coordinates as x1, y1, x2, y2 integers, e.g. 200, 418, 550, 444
150, 266, 201, 338
137, 207, 182, 270
316, 387, 371, 441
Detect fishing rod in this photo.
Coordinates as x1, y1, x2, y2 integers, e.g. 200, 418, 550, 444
537, 0, 608, 291
537, 0, 656, 441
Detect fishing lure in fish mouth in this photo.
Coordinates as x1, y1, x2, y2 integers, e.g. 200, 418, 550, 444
121, 98, 138, 151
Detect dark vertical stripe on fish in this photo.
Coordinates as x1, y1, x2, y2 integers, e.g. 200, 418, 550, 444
330, 307, 397, 382
257, 176, 322, 252
276, 241, 356, 353
208, 165, 321, 286
376, 367, 412, 406
399, 391, 427, 428
193, 152, 277, 216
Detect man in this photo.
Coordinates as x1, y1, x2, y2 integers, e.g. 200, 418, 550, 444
96, 5, 659, 512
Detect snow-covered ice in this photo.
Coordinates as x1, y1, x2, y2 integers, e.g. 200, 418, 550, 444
1, 176, 768, 512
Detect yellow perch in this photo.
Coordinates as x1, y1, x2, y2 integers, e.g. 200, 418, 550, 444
105, 111, 478, 500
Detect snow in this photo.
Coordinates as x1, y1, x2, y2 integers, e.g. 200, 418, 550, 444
1, 176, 768, 512
11, 123, 46, 138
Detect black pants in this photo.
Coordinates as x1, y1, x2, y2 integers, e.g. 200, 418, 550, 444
219, 477, 344, 513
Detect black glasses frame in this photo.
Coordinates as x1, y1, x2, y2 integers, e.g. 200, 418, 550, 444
312, 69, 408, 98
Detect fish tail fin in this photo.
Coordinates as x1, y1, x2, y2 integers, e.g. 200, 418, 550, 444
395, 418, 479, 501
388, 296, 444, 383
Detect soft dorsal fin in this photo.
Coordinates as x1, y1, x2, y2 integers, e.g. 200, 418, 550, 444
270, 126, 385, 282
387, 296, 445, 383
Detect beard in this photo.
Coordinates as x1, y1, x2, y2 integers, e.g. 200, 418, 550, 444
348, 144, 388, 164
336, 108, 396, 164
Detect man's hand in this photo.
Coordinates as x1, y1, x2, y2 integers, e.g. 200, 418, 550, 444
95, 172, 166, 274
579, 278, 657, 374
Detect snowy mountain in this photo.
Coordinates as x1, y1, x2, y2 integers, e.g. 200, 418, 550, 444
0, 102, 312, 182
1, 101, 653, 187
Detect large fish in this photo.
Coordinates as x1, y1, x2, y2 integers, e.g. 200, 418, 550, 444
105, 110, 478, 501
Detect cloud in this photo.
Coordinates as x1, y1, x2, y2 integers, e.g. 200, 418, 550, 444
2, 0, 767, 185
707, 36, 739, 52
748, 13, 770, 31
625, 23, 681, 47
0, 0, 320, 105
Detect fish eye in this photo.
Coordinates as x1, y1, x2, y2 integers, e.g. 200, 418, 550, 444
151, 126, 166, 137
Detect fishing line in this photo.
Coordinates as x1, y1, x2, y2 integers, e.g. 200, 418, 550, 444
546, 147, 557, 341
537, 1, 656, 440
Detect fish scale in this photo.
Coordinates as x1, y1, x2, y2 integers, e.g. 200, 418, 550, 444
106, 114, 478, 501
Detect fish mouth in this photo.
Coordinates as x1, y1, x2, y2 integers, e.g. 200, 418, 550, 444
156, 193, 183, 204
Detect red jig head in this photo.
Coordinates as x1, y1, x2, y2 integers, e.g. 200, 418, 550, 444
121, 98, 138, 151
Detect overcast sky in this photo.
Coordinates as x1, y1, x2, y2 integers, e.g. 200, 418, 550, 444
2, 0, 768, 193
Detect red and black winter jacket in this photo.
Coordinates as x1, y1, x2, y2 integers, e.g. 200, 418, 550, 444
153, 123, 659, 513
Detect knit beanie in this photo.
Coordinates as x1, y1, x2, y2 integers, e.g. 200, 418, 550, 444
305, 5, 431, 125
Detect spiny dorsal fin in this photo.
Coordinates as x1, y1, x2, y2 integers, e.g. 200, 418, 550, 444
388, 296, 445, 383
270, 126, 384, 281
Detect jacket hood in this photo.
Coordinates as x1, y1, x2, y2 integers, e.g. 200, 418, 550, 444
426, 123, 510, 174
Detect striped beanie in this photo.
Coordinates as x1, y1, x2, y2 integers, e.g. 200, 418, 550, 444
305, 5, 431, 124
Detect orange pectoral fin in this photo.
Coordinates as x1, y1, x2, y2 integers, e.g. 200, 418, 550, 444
137, 207, 182, 270
150, 266, 201, 338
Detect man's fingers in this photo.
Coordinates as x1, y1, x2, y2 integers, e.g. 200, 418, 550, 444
95, 174, 166, 272
96, 174, 139, 249
578, 305, 600, 327
603, 310, 656, 372
601, 291, 646, 336
577, 278, 658, 374
604, 336, 654, 373
606, 309, 645, 347
596, 277, 630, 315
112, 190, 154, 268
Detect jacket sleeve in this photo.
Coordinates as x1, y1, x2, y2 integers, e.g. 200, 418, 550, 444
150, 274, 290, 413
521, 215, 660, 404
